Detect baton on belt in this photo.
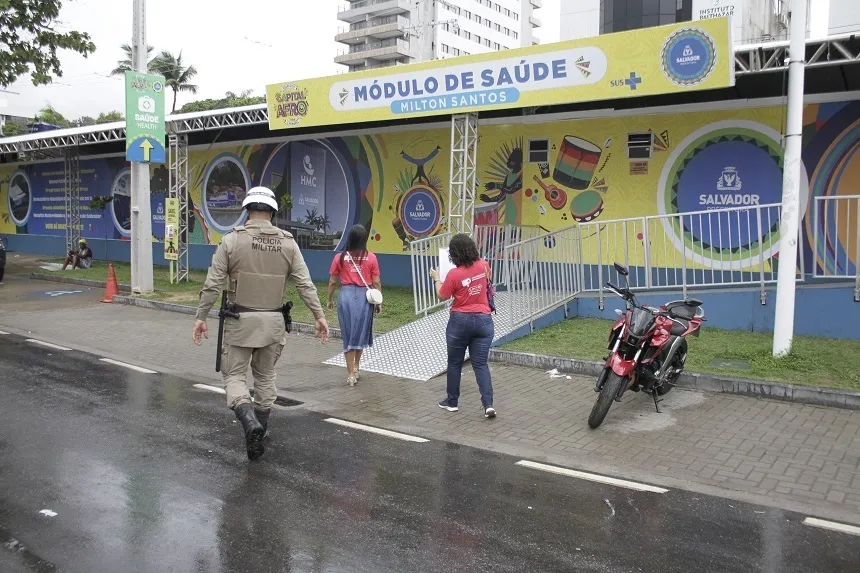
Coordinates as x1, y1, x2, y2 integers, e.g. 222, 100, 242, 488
215, 290, 239, 373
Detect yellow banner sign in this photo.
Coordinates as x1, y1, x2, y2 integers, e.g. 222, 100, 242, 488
266, 18, 734, 131
164, 197, 179, 261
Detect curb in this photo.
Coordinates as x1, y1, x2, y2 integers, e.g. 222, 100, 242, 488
29, 272, 133, 294
111, 295, 344, 340
488, 349, 860, 411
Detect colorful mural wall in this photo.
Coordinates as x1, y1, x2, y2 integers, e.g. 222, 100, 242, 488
1, 99, 858, 276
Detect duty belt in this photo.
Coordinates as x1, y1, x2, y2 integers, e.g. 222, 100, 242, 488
232, 305, 281, 313
231, 302, 295, 334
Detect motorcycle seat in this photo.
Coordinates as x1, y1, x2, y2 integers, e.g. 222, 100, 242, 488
666, 299, 701, 320
670, 318, 689, 336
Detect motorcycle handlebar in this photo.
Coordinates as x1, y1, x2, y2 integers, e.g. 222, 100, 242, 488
606, 282, 629, 297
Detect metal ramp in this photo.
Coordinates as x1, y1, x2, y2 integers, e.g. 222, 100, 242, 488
322, 290, 556, 382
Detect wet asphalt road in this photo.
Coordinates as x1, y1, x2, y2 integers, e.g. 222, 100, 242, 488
1, 334, 858, 573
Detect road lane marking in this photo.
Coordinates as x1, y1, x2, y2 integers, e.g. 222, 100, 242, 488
324, 418, 429, 443
99, 358, 156, 374
26, 339, 72, 351
803, 517, 860, 536
193, 383, 226, 395
515, 460, 669, 494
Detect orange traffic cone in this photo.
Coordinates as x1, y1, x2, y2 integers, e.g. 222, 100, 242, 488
101, 264, 119, 303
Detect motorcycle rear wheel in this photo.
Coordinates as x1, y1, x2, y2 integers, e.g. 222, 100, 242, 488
588, 371, 626, 429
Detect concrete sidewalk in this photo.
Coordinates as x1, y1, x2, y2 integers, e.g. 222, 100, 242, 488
1, 291, 859, 527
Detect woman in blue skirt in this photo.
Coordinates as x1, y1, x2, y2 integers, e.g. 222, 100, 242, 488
328, 224, 382, 386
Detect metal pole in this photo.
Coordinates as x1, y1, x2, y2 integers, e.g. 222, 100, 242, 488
131, 0, 154, 294
773, 0, 807, 357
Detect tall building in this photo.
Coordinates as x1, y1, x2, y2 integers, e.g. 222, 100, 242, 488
335, 0, 542, 73
559, 0, 852, 44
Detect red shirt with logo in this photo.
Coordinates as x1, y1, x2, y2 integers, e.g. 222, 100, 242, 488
330, 252, 380, 287
440, 260, 492, 315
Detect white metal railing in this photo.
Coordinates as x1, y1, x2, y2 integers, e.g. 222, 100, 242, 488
338, 15, 408, 34
339, 38, 410, 56
578, 203, 805, 307
473, 224, 542, 287
812, 195, 860, 301
578, 217, 649, 301
339, 0, 406, 12
411, 232, 452, 316
502, 225, 583, 328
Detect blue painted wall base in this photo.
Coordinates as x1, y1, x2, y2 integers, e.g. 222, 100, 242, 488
6, 233, 859, 340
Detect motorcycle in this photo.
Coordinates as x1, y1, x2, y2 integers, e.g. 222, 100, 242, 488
588, 262, 705, 429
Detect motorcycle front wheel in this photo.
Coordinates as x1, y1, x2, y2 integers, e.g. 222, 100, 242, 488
588, 370, 626, 429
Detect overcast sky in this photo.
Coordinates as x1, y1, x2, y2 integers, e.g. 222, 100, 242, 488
1, 0, 561, 119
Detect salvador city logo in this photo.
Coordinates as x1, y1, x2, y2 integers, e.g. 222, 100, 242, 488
661, 27, 717, 87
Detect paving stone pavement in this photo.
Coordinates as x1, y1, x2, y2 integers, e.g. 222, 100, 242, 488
2, 293, 860, 526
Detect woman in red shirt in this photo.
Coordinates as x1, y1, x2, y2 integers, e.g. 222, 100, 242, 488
429, 233, 496, 418
328, 225, 382, 387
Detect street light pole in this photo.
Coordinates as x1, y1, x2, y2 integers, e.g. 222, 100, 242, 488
131, 0, 154, 294
772, 0, 807, 357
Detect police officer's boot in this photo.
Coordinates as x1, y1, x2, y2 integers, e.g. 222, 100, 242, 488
234, 403, 265, 460
254, 408, 271, 439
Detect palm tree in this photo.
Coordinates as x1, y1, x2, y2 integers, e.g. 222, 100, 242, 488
110, 44, 157, 76
152, 51, 199, 113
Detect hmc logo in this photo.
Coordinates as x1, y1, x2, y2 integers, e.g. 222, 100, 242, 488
661, 28, 717, 87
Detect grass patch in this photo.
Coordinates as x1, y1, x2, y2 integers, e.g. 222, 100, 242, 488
44, 260, 419, 332
501, 317, 860, 391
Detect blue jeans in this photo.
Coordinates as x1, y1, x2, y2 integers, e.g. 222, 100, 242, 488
446, 312, 494, 408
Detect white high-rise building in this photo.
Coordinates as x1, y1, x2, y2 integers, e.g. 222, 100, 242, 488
335, 0, 542, 73
559, 0, 857, 44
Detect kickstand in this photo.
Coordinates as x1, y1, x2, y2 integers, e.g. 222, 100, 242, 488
651, 390, 662, 413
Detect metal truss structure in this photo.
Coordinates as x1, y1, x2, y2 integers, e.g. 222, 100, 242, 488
168, 134, 190, 283
64, 146, 81, 253
169, 105, 269, 134
448, 113, 478, 236
0, 124, 127, 154
735, 33, 860, 74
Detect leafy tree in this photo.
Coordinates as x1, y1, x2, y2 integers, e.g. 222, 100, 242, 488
151, 50, 198, 113
96, 110, 123, 123
0, 0, 96, 87
109, 43, 157, 76
37, 104, 71, 127
75, 116, 96, 126
1, 121, 27, 136
179, 89, 265, 113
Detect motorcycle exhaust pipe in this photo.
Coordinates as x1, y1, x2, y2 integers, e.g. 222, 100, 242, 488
655, 335, 685, 380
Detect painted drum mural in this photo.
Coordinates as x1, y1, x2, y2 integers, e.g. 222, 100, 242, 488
1, 99, 859, 277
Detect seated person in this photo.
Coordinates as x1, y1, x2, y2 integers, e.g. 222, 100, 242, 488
63, 238, 93, 270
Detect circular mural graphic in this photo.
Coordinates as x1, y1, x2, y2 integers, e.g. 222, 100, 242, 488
399, 186, 442, 238
111, 168, 132, 237
7, 170, 32, 226
202, 154, 250, 233
808, 118, 860, 275
657, 120, 809, 269
661, 28, 717, 87
259, 140, 354, 251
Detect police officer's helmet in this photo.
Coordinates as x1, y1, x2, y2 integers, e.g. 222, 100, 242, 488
242, 186, 279, 213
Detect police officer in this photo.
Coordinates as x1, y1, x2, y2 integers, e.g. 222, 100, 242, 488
192, 186, 329, 460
